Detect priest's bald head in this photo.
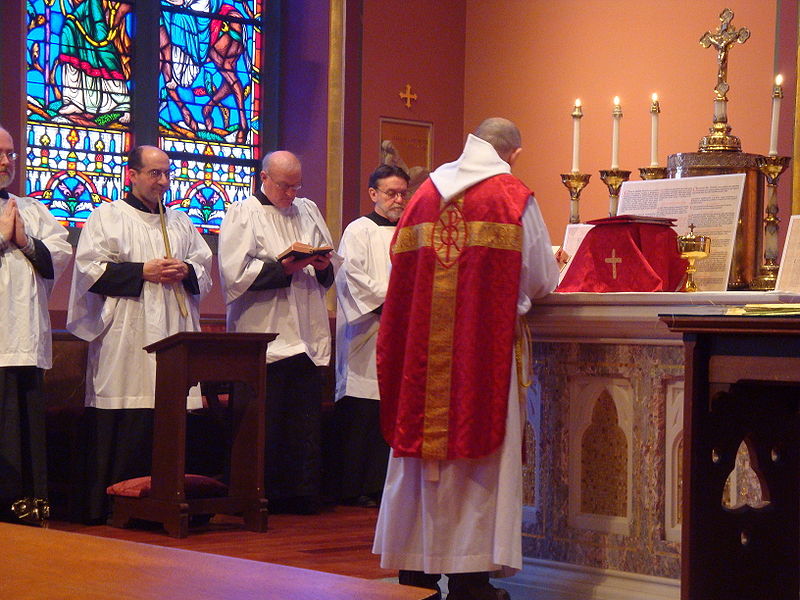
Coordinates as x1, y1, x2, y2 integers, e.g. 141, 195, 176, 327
474, 117, 522, 167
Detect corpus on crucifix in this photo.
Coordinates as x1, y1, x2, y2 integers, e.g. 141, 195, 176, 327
699, 8, 750, 103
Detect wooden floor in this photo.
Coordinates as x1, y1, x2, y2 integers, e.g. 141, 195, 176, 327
47, 503, 394, 580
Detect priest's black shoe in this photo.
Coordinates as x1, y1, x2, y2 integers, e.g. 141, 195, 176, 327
446, 572, 511, 600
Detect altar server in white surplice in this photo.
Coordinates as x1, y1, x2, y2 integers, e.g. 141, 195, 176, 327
67, 145, 212, 522
0, 126, 71, 522
219, 150, 338, 515
334, 164, 409, 508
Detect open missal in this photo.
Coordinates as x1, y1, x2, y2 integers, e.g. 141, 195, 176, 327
277, 242, 333, 262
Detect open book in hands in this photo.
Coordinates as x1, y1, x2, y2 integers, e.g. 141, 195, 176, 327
277, 242, 334, 262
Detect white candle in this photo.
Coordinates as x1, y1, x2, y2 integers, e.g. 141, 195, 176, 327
611, 96, 622, 170
769, 74, 783, 156
571, 99, 582, 173
650, 93, 660, 167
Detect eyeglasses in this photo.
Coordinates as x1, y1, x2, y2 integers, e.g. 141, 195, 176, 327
0, 151, 18, 162
375, 187, 409, 200
135, 168, 171, 180
267, 173, 302, 192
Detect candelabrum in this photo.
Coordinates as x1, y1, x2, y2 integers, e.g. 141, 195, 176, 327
560, 172, 591, 224
750, 155, 791, 290
599, 169, 631, 217
639, 167, 668, 180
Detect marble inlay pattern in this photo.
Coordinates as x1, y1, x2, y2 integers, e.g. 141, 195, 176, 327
581, 390, 628, 516
524, 341, 684, 579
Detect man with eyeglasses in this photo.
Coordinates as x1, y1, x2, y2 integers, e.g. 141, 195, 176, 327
219, 150, 336, 515
0, 125, 71, 523
333, 164, 409, 509
373, 119, 560, 600
67, 145, 213, 523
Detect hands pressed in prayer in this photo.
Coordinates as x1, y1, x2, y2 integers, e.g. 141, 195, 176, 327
0, 199, 27, 247
143, 257, 189, 284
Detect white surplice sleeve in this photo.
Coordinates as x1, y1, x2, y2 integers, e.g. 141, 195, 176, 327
66, 204, 123, 341
218, 198, 268, 305
336, 220, 387, 324
518, 195, 559, 314
18, 196, 72, 285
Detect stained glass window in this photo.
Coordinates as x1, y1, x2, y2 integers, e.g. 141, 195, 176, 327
26, 0, 134, 227
159, 0, 264, 234
25, 0, 269, 234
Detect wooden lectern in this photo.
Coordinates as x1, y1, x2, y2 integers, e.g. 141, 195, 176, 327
661, 314, 800, 600
109, 331, 276, 538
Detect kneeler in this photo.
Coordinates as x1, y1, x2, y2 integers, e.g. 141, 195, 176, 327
107, 332, 275, 538
557, 216, 687, 293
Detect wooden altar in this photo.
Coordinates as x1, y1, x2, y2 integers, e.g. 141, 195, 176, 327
506, 291, 800, 600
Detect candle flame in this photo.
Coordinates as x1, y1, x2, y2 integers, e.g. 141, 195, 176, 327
651, 93, 658, 102
775, 74, 783, 86
613, 96, 620, 106
575, 99, 581, 107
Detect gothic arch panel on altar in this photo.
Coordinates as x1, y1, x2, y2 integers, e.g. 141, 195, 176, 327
568, 376, 633, 536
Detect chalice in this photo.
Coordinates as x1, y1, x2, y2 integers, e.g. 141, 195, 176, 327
677, 224, 711, 292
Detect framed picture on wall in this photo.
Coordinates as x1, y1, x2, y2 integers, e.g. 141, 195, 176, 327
379, 117, 433, 192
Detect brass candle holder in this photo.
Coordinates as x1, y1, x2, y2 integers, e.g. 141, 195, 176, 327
560, 172, 591, 224
677, 224, 711, 292
750, 155, 791, 290
599, 169, 631, 217
639, 167, 668, 180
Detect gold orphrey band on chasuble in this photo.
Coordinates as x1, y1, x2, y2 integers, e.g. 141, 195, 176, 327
391, 196, 523, 459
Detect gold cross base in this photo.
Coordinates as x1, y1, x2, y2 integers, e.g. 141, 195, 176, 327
699, 122, 741, 152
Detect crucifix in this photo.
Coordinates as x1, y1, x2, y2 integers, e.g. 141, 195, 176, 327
399, 83, 418, 109
699, 8, 750, 103
605, 248, 622, 280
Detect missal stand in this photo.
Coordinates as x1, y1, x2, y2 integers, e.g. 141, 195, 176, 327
109, 332, 276, 538
661, 314, 800, 600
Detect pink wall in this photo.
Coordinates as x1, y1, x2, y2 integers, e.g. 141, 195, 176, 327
357, 0, 467, 220
464, 1, 781, 244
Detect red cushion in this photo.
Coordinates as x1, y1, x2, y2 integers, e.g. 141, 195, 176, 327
106, 475, 228, 498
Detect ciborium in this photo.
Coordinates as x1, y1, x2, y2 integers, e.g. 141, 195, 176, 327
599, 169, 631, 217
750, 155, 791, 290
677, 224, 711, 292
560, 172, 591, 224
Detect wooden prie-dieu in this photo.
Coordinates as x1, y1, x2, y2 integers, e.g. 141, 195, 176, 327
109, 332, 276, 538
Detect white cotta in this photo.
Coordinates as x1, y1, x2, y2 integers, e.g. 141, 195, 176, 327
0, 194, 71, 369
67, 200, 212, 409
218, 195, 340, 366
334, 216, 394, 401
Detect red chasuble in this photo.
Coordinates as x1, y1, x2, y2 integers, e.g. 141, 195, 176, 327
377, 174, 530, 460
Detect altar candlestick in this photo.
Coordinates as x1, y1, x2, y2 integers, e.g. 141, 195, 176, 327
571, 99, 582, 172
611, 96, 622, 170
769, 74, 783, 156
650, 94, 660, 167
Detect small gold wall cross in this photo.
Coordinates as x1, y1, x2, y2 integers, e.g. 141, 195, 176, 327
399, 83, 418, 109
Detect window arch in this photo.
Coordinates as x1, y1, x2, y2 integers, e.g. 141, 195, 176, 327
25, 0, 275, 234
